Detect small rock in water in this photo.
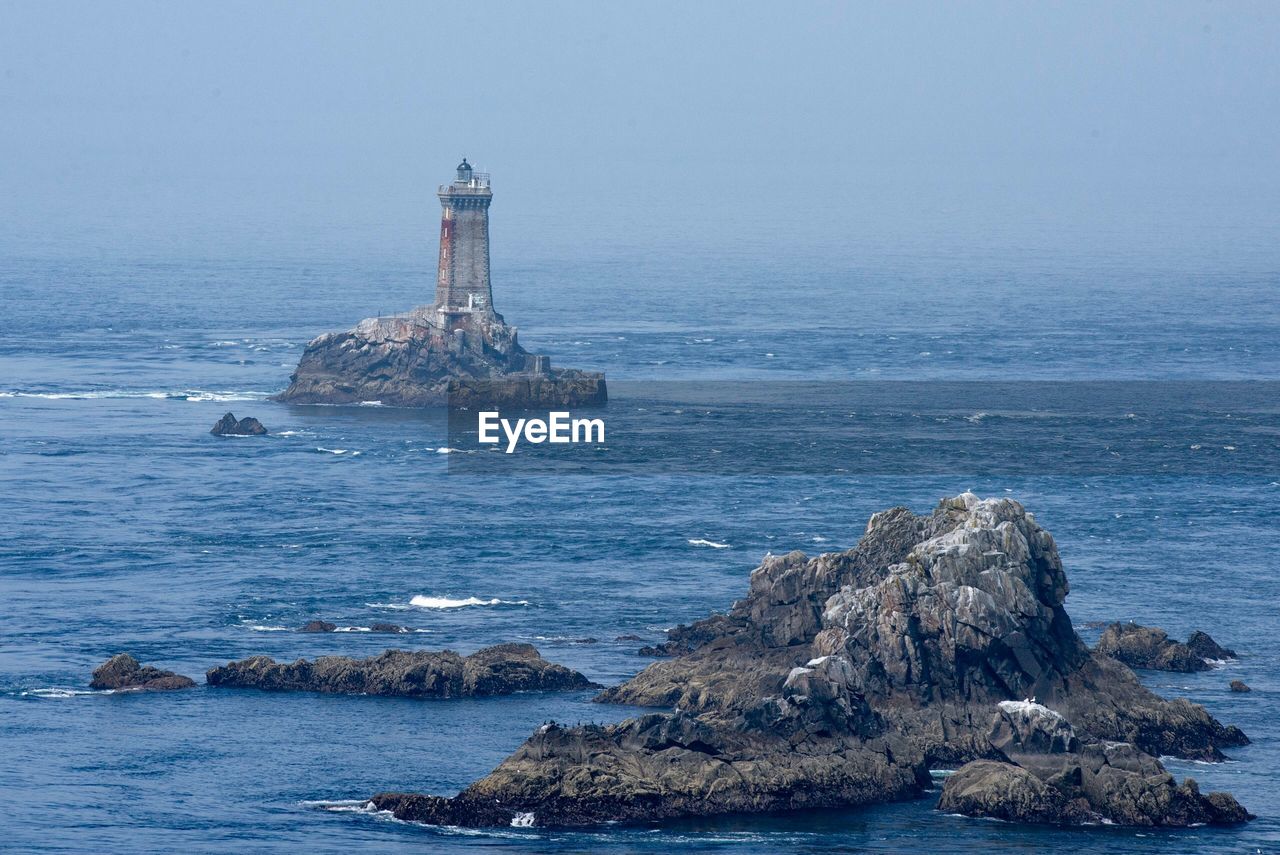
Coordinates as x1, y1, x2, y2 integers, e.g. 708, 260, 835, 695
1186, 630, 1237, 661
210, 412, 268, 436
614, 634, 644, 642
1230, 680, 1251, 693
299, 620, 337, 633
1095, 622, 1211, 672
370, 622, 408, 633
90, 653, 196, 691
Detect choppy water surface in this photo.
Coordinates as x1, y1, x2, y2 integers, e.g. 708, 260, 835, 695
1, 241, 1278, 853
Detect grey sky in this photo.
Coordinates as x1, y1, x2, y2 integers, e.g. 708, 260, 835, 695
2, 0, 1277, 264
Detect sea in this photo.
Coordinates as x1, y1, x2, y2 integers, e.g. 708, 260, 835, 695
1, 192, 1278, 853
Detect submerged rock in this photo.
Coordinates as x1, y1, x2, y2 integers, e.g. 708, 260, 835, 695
1095, 623, 1216, 672
370, 494, 1251, 828
299, 620, 337, 633
938, 702, 1253, 826
205, 643, 596, 697
90, 654, 196, 691
1230, 680, 1251, 693
210, 412, 267, 436
370, 622, 409, 633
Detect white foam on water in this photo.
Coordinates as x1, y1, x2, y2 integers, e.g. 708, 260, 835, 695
2, 390, 173, 400
358, 401, 383, 407
1159, 755, 1219, 766
333, 626, 372, 632
316, 447, 348, 455
510, 812, 535, 827
300, 799, 379, 814
183, 390, 270, 402
966, 412, 989, 423
409, 595, 529, 609
244, 624, 289, 632
687, 538, 730, 549
22, 687, 113, 699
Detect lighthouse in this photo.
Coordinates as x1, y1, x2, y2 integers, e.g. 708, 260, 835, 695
434, 158, 494, 323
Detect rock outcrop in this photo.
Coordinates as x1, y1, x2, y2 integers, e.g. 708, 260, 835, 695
273, 312, 605, 408
1095, 623, 1236, 672
372, 711, 926, 828
90, 654, 196, 691
369, 494, 1251, 828
210, 412, 267, 436
1187, 630, 1238, 661
205, 644, 596, 697
299, 620, 337, 633
1230, 680, 1251, 693
938, 701, 1252, 826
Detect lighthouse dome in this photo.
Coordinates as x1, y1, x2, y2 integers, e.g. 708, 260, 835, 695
456, 158, 473, 182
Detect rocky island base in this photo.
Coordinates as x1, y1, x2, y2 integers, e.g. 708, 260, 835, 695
370, 494, 1251, 829
206, 643, 597, 698
273, 311, 605, 408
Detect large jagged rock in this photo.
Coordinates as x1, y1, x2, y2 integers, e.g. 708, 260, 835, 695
205, 644, 596, 697
607, 494, 1247, 763
90, 654, 196, 691
369, 494, 1251, 829
938, 701, 1253, 826
1095, 623, 1235, 672
273, 312, 605, 408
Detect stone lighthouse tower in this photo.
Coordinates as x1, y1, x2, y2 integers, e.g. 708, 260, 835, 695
434, 158, 494, 324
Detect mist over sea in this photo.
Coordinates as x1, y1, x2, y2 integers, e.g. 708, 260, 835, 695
3, 1, 1280, 849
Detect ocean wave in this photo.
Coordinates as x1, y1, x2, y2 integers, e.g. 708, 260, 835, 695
21, 687, 113, 699
408, 595, 529, 609
244, 624, 289, 632
300, 799, 380, 814
688, 538, 731, 549
183, 390, 271, 402
0, 388, 269, 402
0, 390, 168, 400
316, 447, 361, 456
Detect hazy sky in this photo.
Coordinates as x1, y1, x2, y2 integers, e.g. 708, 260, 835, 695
2, 0, 1278, 264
